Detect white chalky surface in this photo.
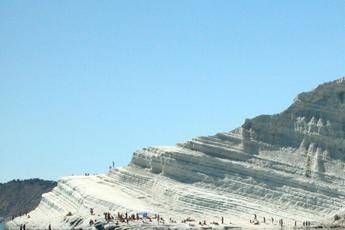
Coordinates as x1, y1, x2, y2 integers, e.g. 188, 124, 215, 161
8, 78, 345, 229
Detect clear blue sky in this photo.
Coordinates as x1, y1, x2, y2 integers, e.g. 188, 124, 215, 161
0, 1, 344, 182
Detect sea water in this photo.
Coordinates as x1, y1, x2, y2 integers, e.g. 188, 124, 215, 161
0, 223, 4, 230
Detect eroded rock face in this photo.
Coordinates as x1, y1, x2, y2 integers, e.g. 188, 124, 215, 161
7, 77, 345, 229
246, 78, 345, 159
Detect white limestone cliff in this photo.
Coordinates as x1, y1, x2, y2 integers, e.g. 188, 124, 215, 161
7, 77, 345, 229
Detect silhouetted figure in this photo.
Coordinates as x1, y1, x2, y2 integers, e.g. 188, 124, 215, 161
263, 217, 265, 223
221, 216, 224, 224
48, 224, 52, 230
279, 219, 283, 227
20, 224, 22, 230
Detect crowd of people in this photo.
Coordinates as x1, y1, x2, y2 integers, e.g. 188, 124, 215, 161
12, 209, 314, 229
86, 208, 313, 229
85, 209, 231, 228
57, 208, 315, 229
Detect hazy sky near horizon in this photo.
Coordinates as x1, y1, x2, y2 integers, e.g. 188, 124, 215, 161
1, 1, 344, 182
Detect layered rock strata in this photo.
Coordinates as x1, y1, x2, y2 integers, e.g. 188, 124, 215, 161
8, 77, 345, 229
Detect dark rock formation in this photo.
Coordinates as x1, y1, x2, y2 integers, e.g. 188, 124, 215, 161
0, 179, 56, 219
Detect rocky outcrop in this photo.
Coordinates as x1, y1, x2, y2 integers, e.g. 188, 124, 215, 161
7, 77, 345, 229
246, 78, 345, 159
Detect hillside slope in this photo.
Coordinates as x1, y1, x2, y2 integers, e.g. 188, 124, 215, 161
7, 77, 345, 229
0, 179, 56, 219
